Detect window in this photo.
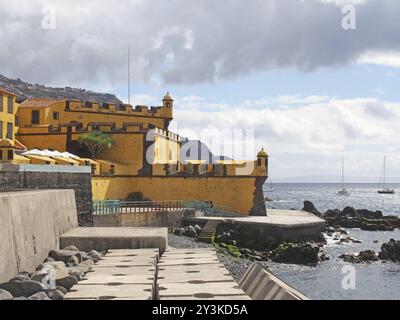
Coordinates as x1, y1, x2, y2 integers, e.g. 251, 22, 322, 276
0, 94, 3, 112
7, 97, 13, 114
0, 150, 3, 160
7, 150, 13, 161
0, 121, 3, 139
6, 123, 13, 139
15, 116, 18, 126
31, 110, 40, 125
53, 112, 59, 120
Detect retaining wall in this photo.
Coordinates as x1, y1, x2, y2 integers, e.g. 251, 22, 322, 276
0, 190, 78, 283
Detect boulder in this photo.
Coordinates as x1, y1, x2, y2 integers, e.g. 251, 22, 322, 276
339, 250, 378, 264
48, 250, 82, 265
0, 289, 13, 300
63, 245, 80, 252
357, 209, 383, 219
56, 286, 68, 295
88, 250, 103, 262
75, 259, 94, 273
56, 275, 78, 292
379, 239, 400, 262
183, 226, 198, 238
28, 292, 51, 300
302, 201, 320, 215
272, 243, 320, 266
341, 207, 358, 218
0, 280, 45, 298
67, 267, 85, 281
9, 273, 31, 283
46, 289, 65, 300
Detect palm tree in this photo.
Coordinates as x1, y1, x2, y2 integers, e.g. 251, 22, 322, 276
78, 130, 115, 159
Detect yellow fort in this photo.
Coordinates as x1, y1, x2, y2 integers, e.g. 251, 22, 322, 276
0, 90, 268, 216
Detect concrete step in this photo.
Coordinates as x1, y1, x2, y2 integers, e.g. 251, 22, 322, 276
198, 221, 220, 243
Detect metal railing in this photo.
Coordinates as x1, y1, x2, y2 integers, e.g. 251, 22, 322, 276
92, 200, 215, 216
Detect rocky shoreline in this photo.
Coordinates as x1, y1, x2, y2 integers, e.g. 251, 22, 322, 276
0, 246, 104, 300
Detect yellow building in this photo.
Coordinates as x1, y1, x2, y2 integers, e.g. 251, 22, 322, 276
4, 89, 269, 215
0, 89, 18, 163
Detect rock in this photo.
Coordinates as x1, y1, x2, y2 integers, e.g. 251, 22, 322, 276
272, 243, 320, 266
27, 292, 51, 300
373, 240, 379, 244
56, 286, 68, 295
49, 250, 82, 265
63, 245, 80, 252
183, 226, 198, 239
341, 207, 358, 218
339, 250, 378, 264
87, 250, 103, 262
46, 289, 65, 300
9, 273, 31, 283
357, 209, 383, 219
75, 259, 94, 273
319, 254, 330, 262
379, 239, 400, 262
44, 257, 55, 263
0, 280, 45, 298
302, 201, 320, 215
56, 275, 78, 291
194, 225, 202, 233
80, 251, 91, 261
67, 267, 85, 281
0, 289, 13, 300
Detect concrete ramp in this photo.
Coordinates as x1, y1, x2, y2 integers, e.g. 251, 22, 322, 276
238, 262, 309, 300
60, 227, 168, 253
157, 248, 250, 300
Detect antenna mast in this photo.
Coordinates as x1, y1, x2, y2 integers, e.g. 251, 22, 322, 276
128, 46, 131, 105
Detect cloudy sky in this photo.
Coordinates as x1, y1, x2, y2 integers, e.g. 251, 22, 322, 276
1, 0, 400, 182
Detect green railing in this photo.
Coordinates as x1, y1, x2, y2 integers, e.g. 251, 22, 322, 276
92, 200, 215, 216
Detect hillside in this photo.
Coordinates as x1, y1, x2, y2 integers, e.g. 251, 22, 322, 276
0, 74, 122, 105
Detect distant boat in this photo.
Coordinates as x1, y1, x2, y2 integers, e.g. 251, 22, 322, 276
265, 178, 274, 192
337, 158, 350, 196
378, 156, 395, 194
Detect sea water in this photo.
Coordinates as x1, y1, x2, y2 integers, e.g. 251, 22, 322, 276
263, 183, 400, 300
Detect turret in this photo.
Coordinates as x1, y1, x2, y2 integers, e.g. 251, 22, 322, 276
162, 92, 174, 128
257, 148, 268, 176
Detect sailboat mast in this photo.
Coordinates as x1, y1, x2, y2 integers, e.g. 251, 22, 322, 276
342, 158, 344, 188
383, 156, 386, 189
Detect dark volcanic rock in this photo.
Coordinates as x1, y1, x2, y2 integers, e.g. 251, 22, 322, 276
272, 243, 320, 266
379, 239, 400, 262
302, 201, 320, 215
27, 292, 51, 300
339, 250, 379, 264
0, 280, 45, 298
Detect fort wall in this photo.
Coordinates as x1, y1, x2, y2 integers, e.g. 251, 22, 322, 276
0, 164, 93, 225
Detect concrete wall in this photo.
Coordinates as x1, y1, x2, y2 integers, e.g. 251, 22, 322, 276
92, 176, 267, 216
0, 164, 93, 225
0, 190, 78, 283
93, 210, 187, 229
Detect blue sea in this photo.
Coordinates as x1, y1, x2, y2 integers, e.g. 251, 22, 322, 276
262, 183, 400, 300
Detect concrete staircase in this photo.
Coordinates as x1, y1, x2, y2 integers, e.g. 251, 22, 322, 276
198, 221, 220, 243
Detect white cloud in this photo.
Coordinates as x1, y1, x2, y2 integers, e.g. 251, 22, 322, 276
170, 95, 400, 180
358, 51, 400, 68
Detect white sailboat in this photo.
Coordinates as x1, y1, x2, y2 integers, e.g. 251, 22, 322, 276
337, 158, 350, 196
378, 156, 395, 194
